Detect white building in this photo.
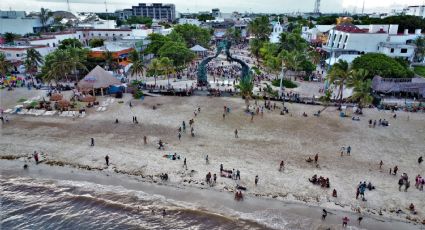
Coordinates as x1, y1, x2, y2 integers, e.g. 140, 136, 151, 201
301, 25, 333, 43
178, 18, 201, 27
269, 19, 283, 43
0, 45, 50, 63
323, 23, 421, 61
404, 5, 425, 18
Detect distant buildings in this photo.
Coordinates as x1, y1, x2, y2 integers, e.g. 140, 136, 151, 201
116, 3, 176, 22
0, 11, 48, 35
404, 5, 425, 18
322, 23, 421, 62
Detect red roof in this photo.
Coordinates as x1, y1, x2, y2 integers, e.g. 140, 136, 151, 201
334, 23, 368, 33
0, 45, 48, 51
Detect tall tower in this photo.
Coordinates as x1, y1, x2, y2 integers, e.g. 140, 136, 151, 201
313, 0, 321, 14
67, 0, 71, 12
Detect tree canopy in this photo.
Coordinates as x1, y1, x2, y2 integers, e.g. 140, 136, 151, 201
125, 16, 153, 27
354, 15, 425, 33
59, 38, 84, 49
351, 53, 414, 79
172, 24, 211, 47
197, 14, 215, 22
158, 41, 195, 69
89, 38, 104, 48
248, 16, 271, 41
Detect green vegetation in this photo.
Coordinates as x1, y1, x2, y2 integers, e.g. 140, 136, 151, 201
128, 50, 145, 80
125, 16, 153, 27
89, 38, 104, 48
0, 53, 12, 76
158, 41, 195, 70
271, 79, 298, 88
197, 14, 214, 22
354, 15, 425, 34
414, 66, 425, 77
24, 48, 44, 77
3, 32, 20, 44
351, 53, 414, 79
59, 38, 84, 49
172, 24, 211, 47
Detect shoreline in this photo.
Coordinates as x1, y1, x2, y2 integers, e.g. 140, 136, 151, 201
0, 158, 421, 230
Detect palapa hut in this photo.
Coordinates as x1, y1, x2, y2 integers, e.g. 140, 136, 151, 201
78, 66, 121, 96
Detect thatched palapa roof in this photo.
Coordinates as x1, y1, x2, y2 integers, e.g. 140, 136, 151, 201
78, 66, 121, 90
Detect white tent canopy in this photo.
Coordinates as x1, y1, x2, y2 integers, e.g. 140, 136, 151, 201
190, 45, 207, 52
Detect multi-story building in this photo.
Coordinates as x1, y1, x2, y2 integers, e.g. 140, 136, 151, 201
404, 5, 425, 18
323, 23, 422, 61
115, 3, 175, 22
0, 44, 51, 63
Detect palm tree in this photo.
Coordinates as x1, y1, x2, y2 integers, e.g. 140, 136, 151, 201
0, 53, 12, 77
24, 48, 44, 77
148, 58, 162, 86
159, 57, 175, 87
327, 60, 351, 104
414, 36, 425, 63
280, 50, 304, 80
235, 75, 254, 111
129, 50, 144, 81
351, 79, 373, 108
44, 48, 87, 83
346, 69, 369, 88
248, 16, 271, 41
103, 51, 115, 71
39, 8, 52, 32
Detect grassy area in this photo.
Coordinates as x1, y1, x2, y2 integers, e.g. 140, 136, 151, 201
413, 66, 425, 77
271, 79, 298, 88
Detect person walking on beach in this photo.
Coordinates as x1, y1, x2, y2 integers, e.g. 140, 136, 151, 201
236, 170, 240, 180
279, 161, 284, 171
182, 121, 186, 132
178, 132, 181, 141
234, 129, 238, 138
342, 216, 349, 227
90, 138, 95, 146
347, 146, 351, 156
419, 156, 423, 164
255, 175, 259, 185
105, 155, 109, 166
183, 158, 187, 169
314, 153, 318, 163
358, 216, 363, 225
205, 155, 209, 164
379, 160, 383, 169
213, 173, 217, 184
223, 113, 225, 120
143, 136, 147, 145
220, 164, 223, 172
322, 209, 327, 220
33, 151, 39, 164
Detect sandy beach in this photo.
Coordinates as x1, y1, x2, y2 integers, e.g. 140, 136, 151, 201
1, 89, 425, 228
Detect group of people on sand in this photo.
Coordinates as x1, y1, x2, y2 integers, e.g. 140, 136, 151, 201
309, 174, 330, 188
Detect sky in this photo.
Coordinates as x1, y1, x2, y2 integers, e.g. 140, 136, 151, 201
0, 0, 423, 14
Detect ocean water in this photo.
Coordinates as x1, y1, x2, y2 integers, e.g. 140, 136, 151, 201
1, 176, 266, 230
0, 161, 420, 230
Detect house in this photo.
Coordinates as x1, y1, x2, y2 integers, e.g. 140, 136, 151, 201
0, 44, 50, 63
322, 23, 421, 61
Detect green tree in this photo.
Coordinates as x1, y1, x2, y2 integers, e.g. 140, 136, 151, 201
89, 38, 104, 48
103, 51, 118, 71
145, 33, 171, 56
316, 15, 338, 25
0, 53, 12, 77
197, 14, 215, 22
3, 32, 19, 44
42, 48, 88, 83
147, 58, 162, 86
351, 53, 414, 78
249, 38, 264, 62
39, 8, 53, 32
129, 50, 145, 80
158, 41, 195, 70
24, 48, 43, 77
327, 60, 351, 104
225, 27, 242, 44
351, 79, 373, 108
59, 38, 83, 49
414, 36, 425, 62
172, 24, 211, 47
159, 57, 175, 86
235, 75, 254, 110
248, 16, 271, 41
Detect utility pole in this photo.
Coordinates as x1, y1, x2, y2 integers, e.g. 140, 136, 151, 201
67, 0, 71, 12
362, 0, 365, 15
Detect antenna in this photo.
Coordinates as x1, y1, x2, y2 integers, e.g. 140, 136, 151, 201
362, 0, 365, 15
104, 0, 110, 29
67, 0, 71, 12
313, 0, 321, 14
